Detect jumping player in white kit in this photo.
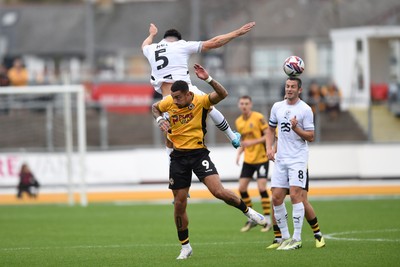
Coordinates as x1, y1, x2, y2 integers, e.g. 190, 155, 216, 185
142, 22, 256, 153
265, 77, 315, 250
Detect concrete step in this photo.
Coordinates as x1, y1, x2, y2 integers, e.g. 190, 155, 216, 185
349, 104, 400, 142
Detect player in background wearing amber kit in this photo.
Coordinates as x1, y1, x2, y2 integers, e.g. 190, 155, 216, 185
266, 77, 314, 250
152, 63, 266, 260
235, 95, 271, 232
143, 22, 256, 152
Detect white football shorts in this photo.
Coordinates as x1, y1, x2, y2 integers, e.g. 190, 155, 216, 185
270, 158, 308, 189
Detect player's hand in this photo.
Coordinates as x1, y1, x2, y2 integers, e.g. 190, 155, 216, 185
194, 63, 209, 81
266, 149, 275, 162
149, 23, 158, 36
237, 21, 256, 35
241, 140, 252, 148
157, 118, 170, 133
290, 116, 298, 130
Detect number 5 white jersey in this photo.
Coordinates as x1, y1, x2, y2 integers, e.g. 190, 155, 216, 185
268, 99, 314, 162
143, 39, 202, 94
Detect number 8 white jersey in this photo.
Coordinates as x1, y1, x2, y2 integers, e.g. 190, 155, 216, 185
143, 39, 202, 94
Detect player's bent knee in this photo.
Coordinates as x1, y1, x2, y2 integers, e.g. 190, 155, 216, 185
272, 195, 285, 206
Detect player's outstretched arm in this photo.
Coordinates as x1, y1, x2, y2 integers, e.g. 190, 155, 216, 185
201, 21, 255, 52
194, 63, 228, 105
141, 23, 158, 50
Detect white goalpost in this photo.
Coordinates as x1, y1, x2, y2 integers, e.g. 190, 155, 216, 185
0, 85, 87, 206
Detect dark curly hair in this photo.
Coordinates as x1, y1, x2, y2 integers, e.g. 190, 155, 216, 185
163, 29, 182, 40
171, 80, 189, 93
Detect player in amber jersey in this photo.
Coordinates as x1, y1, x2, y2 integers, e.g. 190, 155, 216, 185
152, 63, 266, 260
157, 87, 210, 150
235, 96, 271, 233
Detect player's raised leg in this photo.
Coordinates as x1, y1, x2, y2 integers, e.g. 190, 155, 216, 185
209, 108, 241, 148
203, 174, 267, 225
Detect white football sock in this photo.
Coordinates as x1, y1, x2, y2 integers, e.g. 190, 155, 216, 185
265, 214, 271, 225
273, 203, 290, 239
209, 108, 237, 141
182, 243, 191, 249
292, 202, 305, 241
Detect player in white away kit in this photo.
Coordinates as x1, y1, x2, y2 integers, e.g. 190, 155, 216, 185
265, 77, 315, 250
142, 22, 256, 152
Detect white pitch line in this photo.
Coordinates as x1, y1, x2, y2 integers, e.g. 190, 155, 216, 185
324, 229, 400, 242
2, 229, 399, 252
0, 241, 266, 252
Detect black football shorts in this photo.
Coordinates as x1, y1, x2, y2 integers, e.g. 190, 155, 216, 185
169, 148, 218, 190
240, 161, 269, 179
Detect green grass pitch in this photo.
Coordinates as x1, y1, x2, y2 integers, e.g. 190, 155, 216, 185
0, 197, 399, 266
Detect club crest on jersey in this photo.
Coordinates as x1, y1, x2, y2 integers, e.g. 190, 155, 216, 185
188, 103, 195, 110
284, 110, 291, 120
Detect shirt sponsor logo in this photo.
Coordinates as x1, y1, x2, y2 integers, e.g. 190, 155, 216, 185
171, 113, 194, 125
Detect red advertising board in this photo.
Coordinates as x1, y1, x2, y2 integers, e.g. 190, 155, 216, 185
89, 83, 155, 113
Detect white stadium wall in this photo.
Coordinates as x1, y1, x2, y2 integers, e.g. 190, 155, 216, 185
330, 26, 400, 109
0, 144, 399, 187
